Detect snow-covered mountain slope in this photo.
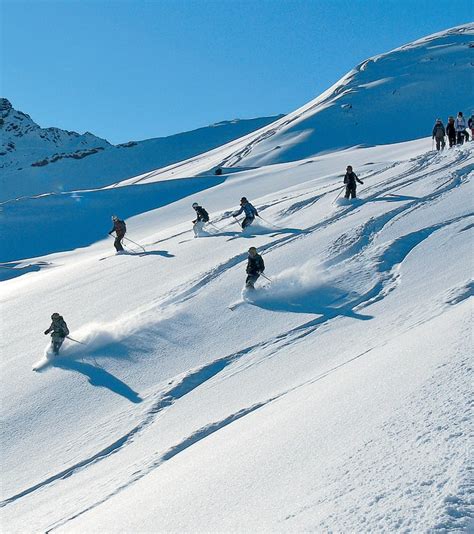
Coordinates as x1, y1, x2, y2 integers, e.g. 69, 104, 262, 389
0, 97, 282, 201
115, 23, 473, 188
1, 136, 473, 532
0, 97, 111, 172
1, 24, 473, 533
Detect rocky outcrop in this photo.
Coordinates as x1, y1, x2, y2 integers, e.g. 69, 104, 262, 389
0, 98, 110, 171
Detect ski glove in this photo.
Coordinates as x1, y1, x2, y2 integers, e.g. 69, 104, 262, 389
44, 330, 49, 335
360, 181, 364, 184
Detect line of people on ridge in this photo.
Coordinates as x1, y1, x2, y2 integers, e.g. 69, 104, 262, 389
46, 164, 363, 354
432, 112, 473, 151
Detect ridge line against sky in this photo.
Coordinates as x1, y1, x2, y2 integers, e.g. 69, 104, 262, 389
2, 0, 473, 144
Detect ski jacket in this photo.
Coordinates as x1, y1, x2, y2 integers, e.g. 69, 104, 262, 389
246, 254, 265, 275
455, 116, 466, 132
234, 202, 258, 218
343, 171, 363, 188
446, 122, 456, 137
468, 117, 473, 129
432, 123, 446, 138
45, 317, 69, 339
193, 206, 209, 222
110, 219, 126, 237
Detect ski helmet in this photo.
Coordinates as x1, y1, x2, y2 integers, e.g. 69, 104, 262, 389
240, 197, 248, 203
111, 215, 118, 221
51, 313, 60, 319
346, 165, 353, 171
192, 202, 199, 208
248, 247, 257, 255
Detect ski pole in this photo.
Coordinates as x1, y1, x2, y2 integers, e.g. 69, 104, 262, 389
233, 216, 242, 228
257, 214, 283, 229
332, 186, 345, 204
67, 336, 86, 345
260, 273, 272, 282
124, 236, 146, 252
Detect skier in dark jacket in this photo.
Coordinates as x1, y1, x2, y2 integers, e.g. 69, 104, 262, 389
468, 115, 474, 140
343, 166, 364, 199
246, 247, 265, 289
432, 119, 446, 151
108, 215, 126, 252
192, 202, 210, 237
446, 117, 456, 148
233, 197, 258, 229
44, 313, 69, 355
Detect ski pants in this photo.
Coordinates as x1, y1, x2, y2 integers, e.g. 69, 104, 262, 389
242, 216, 255, 229
435, 137, 446, 151
193, 221, 205, 237
345, 185, 356, 199
448, 135, 456, 148
245, 273, 260, 288
51, 336, 65, 355
456, 131, 465, 145
114, 234, 125, 251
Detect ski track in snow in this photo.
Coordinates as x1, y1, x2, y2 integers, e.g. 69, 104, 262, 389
2, 145, 472, 531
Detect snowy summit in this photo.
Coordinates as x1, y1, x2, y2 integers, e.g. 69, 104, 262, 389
1, 24, 473, 533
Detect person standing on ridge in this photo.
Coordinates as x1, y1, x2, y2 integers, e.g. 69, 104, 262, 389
109, 215, 126, 252
432, 118, 446, 151
343, 166, 364, 199
192, 202, 210, 237
455, 112, 467, 145
245, 247, 265, 289
468, 114, 474, 141
44, 313, 69, 355
446, 117, 456, 148
233, 197, 258, 229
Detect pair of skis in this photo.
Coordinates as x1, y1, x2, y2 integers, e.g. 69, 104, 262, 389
228, 273, 272, 311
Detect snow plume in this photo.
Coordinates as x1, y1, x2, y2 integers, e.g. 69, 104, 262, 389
68, 305, 180, 356
33, 304, 179, 371
243, 261, 353, 314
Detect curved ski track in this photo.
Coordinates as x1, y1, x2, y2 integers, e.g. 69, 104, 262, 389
3, 148, 473, 531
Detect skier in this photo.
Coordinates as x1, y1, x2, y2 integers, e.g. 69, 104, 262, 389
446, 117, 456, 148
108, 215, 126, 252
432, 118, 446, 151
245, 247, 265, 289
455, 112, 467, 145
468, 115, 474, 141
233, 197, 259, 229
215, 167, 223, 176
192, 202, 210, 237
343, 166, 364, 199
44, 313, 70, 355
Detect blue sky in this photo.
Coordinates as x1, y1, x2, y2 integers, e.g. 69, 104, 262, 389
2, 0, 472, 143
